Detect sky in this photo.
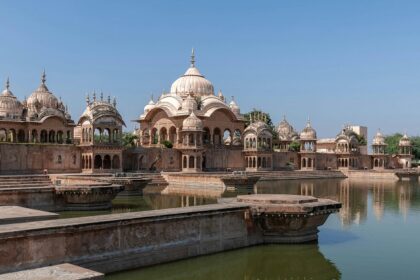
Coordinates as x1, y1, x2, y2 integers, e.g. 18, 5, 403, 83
1, 0, 420, 139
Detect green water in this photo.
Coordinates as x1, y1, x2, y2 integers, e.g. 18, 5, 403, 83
74, 179, 420, 280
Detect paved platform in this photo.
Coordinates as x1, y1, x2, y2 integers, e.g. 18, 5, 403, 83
0, 263, 103, 279
0, 206, 58, 225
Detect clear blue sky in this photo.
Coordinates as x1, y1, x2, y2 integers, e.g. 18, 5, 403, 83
1, 0, 420, 138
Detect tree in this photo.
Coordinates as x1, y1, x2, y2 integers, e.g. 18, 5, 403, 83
410, 136, 420, 160
356, 134, 367, 146
289, 140, 300, 152
122, 132, 138, 147
243, 109, 278, 139
384, 133, 403, 155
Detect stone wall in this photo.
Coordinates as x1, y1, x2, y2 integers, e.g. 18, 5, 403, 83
0, 203, 257, 274
0, 144, 81, 174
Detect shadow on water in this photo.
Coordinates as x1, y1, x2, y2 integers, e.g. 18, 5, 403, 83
106, 244, 341, 280
319, 228, 359, 245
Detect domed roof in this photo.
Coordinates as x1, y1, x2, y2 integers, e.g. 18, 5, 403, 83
182, 111, 203, 131
79, 93, 125, 126
0, 78, 23, 118
244, 120, 272, 137
27, 71, 60, 114
229, 96, 240, 115
181, 93, 198, 111
170, 49, 214, 98
399, 133, 411, 146
277, 115, 298, 141
143, 96, 155, 113
300, 120, 317, 140
372, 130, 386, 146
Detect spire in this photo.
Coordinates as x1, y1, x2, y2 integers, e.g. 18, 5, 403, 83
93, 91, 96, 102
86, 93, 90, 106
41, 69, 46, 85
5, 77, 9, 90
107, 95, 111, 103
190, 48, 195, 67
113, 97, 117, 107
100, 91, 103, 101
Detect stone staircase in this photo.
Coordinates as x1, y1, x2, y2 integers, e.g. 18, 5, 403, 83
247, 170, 347, 181
0, 175, 53, 189
136, 173, 169, 186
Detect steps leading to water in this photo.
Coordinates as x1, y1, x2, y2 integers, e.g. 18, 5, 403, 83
135, 173, 169, 186
246, 170, 346, 181
0, 175, 53, 189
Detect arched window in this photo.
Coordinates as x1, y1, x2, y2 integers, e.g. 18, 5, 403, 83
48, 130, 55, 143
57, 131, 64, 144
17, 129, 25, 143
94, 128, 102, 143
189, 155, 195, 168
103, 128, 110, 143
40, 130, 48, 143
223, 129, 232, 145
160, 127, 167, 143
103, 155, 111, 169
0, 129, 7, 142
94, 155, 102, 169
31, 130, 38, 143
8, 129, 16, 142
112, 155, 120, 169
183, 156, 187, 168
213, 128, 221, 145
169, 126, 177, 144
203, 127, 210, 144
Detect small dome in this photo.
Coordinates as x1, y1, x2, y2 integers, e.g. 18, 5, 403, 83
0, 78, 23, 118
170, 49, 214, 98
399, 133, 411, 146
372, 130, 386, 145
300, 120, 317, 140
181, 93, 198, 111
27, 71, 60, 113
144, 97, 155, 114
277, 116, 298, 141
229, 97, 240, 115
182, 111, 203, 131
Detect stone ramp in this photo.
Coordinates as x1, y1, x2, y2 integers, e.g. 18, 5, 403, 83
0, 263, 103, 280
0, 206, 58, 225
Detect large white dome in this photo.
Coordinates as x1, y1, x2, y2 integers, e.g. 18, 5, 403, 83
27, 72, 60, 113
170, 49, 214, 98
0, 78, 23, 118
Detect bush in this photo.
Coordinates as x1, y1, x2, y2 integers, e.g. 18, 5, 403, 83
163, 140, 173, 148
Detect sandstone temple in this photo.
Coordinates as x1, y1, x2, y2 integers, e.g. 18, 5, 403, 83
0, 51, 413, 174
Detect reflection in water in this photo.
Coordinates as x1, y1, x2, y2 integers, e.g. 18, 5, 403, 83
256, 179, 419, 227
106, 244, 341, 280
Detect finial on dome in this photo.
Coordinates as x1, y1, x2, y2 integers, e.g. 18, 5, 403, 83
41, 70, 46, 84
100, 91, 103, 101
5, 77, 10, 90
113, 97, 117, 107
283, 114, 286, 121
190, 48, 195, 67
93, 91, 96, 101
86, 93, 90, 105
107, 95, 111, 103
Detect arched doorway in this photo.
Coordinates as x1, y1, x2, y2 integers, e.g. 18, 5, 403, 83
112, 155, 120, 169
103, 155, 111, 169
94, 155, 102, 169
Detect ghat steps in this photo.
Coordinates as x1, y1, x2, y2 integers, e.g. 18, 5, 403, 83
247, 170, 346, 181
0, 175, 52, 189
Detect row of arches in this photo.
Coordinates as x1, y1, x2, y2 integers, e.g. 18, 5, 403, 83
338, 158, 358, 168
182, 155, 202, 170
0, 128, 72, 144
244, 137, 272, 150
373, 158, 385, 168
245, 156, 272, 169
90, 154, 121, 169
301, 157, 315, 168
143, 126, 242, 146
82, 127, 121, 144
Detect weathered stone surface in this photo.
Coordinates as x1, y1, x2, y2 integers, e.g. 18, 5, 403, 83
0, 206, 58, 224
0, 203, 252, 274
0, 263, 103, 280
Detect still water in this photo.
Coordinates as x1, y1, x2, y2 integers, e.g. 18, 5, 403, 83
71, 179, 420, 280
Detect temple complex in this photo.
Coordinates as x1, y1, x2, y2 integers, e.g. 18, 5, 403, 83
0, 51, 414, 174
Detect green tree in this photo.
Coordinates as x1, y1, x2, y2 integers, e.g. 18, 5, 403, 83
244, 109, 278, 138
410, 136, 420, 160
289, 140, 300, 152
384, 133, 403, 155
122, 132, 138, 147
